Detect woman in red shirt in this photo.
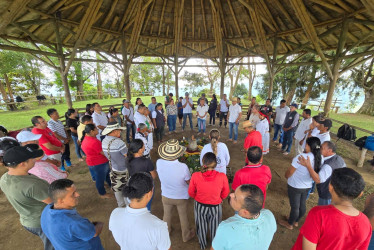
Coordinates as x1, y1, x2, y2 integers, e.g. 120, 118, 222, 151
188, 152, 230, 249
81, 124, 112, 199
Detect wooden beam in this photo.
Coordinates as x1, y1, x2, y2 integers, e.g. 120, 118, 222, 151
200, 0, 208, 39
209, 0, 224, 57
0, 0, 32, 34
174, 0, 185, 55
128, 1, 152, 54
0, 44, 57, 57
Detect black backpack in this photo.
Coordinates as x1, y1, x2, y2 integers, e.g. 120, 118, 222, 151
355, 136, 367, 150
337, 124, 357, 141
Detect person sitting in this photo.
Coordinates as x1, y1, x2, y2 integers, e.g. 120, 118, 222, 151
292, 168, 372, 250
16, 131, 68, 184
0, 145, 53, 250
101, 122, 128, 207
41, 179, 104, 250
256, 112, 270, 155
156, 139, 195, 242
81, 124, 112, 199
232, 146, 272, 208
188, 152, 229, 249
31, 116, 64, 167
199, 129, 230, 174
135, 123, 152, 158
212, 184, 276, 250
364, 193, 374, 250
242, 120, 262, 165
127, 139, 157, 211
279, 137, 322, 230
109, 172, 171, 250
298, 141, 346, 205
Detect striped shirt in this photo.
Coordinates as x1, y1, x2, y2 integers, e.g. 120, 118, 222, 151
102, 136, 128, 172
47, 119, 67, 143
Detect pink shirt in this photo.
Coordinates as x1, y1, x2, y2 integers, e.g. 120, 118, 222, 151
28, 161, 68, 184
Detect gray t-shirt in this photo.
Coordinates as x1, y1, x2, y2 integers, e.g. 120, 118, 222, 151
275, 106, 290, 125
102, 136, 128, 172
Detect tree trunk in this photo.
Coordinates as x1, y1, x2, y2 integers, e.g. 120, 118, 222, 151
0, 80, 13, 111
166, 68, 170, 94
60, 70, 73, 108
268, 74, 274, 99
357, 88, 374, 115
4, 74, 16, 110
301, 81, 314, 109
162, 65, 166, 96
96, 60, 103, 99
285, 86, 297, 105
324, 60, 341, 116
247, 57, 256, 100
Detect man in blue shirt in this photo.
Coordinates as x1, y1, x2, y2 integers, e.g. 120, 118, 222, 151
41, 179, 104, 250
148, 97, 157, 113
212, 184, 277, 250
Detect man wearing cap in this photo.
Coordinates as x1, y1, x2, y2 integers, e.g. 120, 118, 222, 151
243, 120, 262, 164
31, 116, 65, 164
0, 145, 54, 250
315, 118, 332, 144
101, 122, 129, 207
218, 94, 230, 128
281, 103, 300, 155
182, 92, 194, 131
228, 97, 242, 144
156, 139, 195, 243
16, 131, 68, 184
122, 100, 136, 144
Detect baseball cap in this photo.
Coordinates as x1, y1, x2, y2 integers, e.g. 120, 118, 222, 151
290, 103, 298, 109
16, 131, 42, 143
318, 118, 332, 128
3, 145, 44, 167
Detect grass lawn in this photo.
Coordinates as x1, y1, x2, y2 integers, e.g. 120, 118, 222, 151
0, 96, 373, 139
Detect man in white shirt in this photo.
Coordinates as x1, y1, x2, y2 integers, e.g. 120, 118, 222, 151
227, 97, 242, 144
156, 139, 195, 243
91, 103, 108, 141
134, 104, 147, 129
273, 99, 290, 146
294, 109, 312, 155
122, 100, 135, 144
182, 92, 194, 131
196, 99, 209, 135
109, 172, 171, 250
218, 94, 230, 128
315, 118, 332, 144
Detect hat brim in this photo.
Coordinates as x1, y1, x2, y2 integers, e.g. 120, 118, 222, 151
158, 142, 186, 161
102, 127, 126, 135
33, 149, 45, 159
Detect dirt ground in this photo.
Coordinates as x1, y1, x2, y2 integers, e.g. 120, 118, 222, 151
0, 116, 373, 250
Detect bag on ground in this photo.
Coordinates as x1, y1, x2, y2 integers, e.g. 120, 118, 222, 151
337, 124, 357, 141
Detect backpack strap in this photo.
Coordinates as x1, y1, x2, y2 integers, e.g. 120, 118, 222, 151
107, 138, 117, 169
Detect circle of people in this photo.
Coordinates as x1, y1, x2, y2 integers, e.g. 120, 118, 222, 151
0, 93, 372, 250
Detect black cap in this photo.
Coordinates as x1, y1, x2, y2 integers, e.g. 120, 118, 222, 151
318, 118, 332, 128
3, 145, 44, 167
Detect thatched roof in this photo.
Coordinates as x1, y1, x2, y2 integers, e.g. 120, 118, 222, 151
1, 0, 374, 59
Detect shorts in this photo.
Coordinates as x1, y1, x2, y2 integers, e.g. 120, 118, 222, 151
178, 114, 183, 119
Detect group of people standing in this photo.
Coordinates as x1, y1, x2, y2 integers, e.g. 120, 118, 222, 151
0, 93, 373, 250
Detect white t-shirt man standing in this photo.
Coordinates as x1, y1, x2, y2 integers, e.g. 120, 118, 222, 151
294, 109, 312, 155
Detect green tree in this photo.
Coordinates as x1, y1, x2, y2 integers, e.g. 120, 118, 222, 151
181, 71, 205, 95
233, 84, 248, 98
129, 57, 163, 94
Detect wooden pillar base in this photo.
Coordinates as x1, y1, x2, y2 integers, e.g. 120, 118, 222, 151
357, 148, 368, 168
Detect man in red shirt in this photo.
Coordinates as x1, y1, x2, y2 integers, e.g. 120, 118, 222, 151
31, 116, 64, 164
292, 168, 372, 250
243, 120, 262, 164
232, 146, 271, 207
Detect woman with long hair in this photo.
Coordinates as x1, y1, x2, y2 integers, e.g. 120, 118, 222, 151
134, 98, 143, 112
81, 124, 112, 199
66, 109, 85, 161
199, 129, 230, 174
126, 139, 156, 210
188, 152, 229, 249
279, 137, 322, 230
208, 94, 218, 126
108, 108, 122, 125
85, 104, 93, 116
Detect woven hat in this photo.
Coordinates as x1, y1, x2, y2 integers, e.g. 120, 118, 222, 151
242, 120, 254, 128
158, 139, 186, 161
102, 122, 126, 135
232, 97, 238, 102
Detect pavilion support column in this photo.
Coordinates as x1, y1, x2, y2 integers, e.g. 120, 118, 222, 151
219, 44, 227, 99
121, 34, 131, 101
162, 65, 166, 96
54, 21, 73, 109
174, 55, 179, 98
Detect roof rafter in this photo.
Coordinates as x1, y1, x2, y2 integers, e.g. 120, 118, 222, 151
0, 0, 32, 34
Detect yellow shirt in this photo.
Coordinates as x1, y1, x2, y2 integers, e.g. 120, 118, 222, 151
77, 123, 86, 141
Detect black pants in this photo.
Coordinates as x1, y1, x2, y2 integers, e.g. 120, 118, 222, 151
287, 185, 310, 225
219, 112, 228, 127
61, 142, 71, 167
209, 109, 216, 125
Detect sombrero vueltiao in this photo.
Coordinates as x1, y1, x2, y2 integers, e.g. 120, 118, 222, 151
158, 139, 186, 161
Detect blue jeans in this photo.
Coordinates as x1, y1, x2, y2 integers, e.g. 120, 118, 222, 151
282, 129, 294, 153
307, 182, 316, 199
183, 113, 193, 130
273, 123, 284, 143
89, 162, 111, 195
167, 115, 177, 132
318, 198, 331, 205
126, 123, 136, 143
71, 135, 85, 159
229, 122, 239, 141
88, 166, 97, 181
24, 226, 54, 250
197, 118, 206, 133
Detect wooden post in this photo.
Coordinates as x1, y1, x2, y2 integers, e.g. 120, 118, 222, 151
357, 148, 368, 168
219, 44, 227, 99
162, 64, 166, 96
174, 55, 179, 98
121, 33, 131, 101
